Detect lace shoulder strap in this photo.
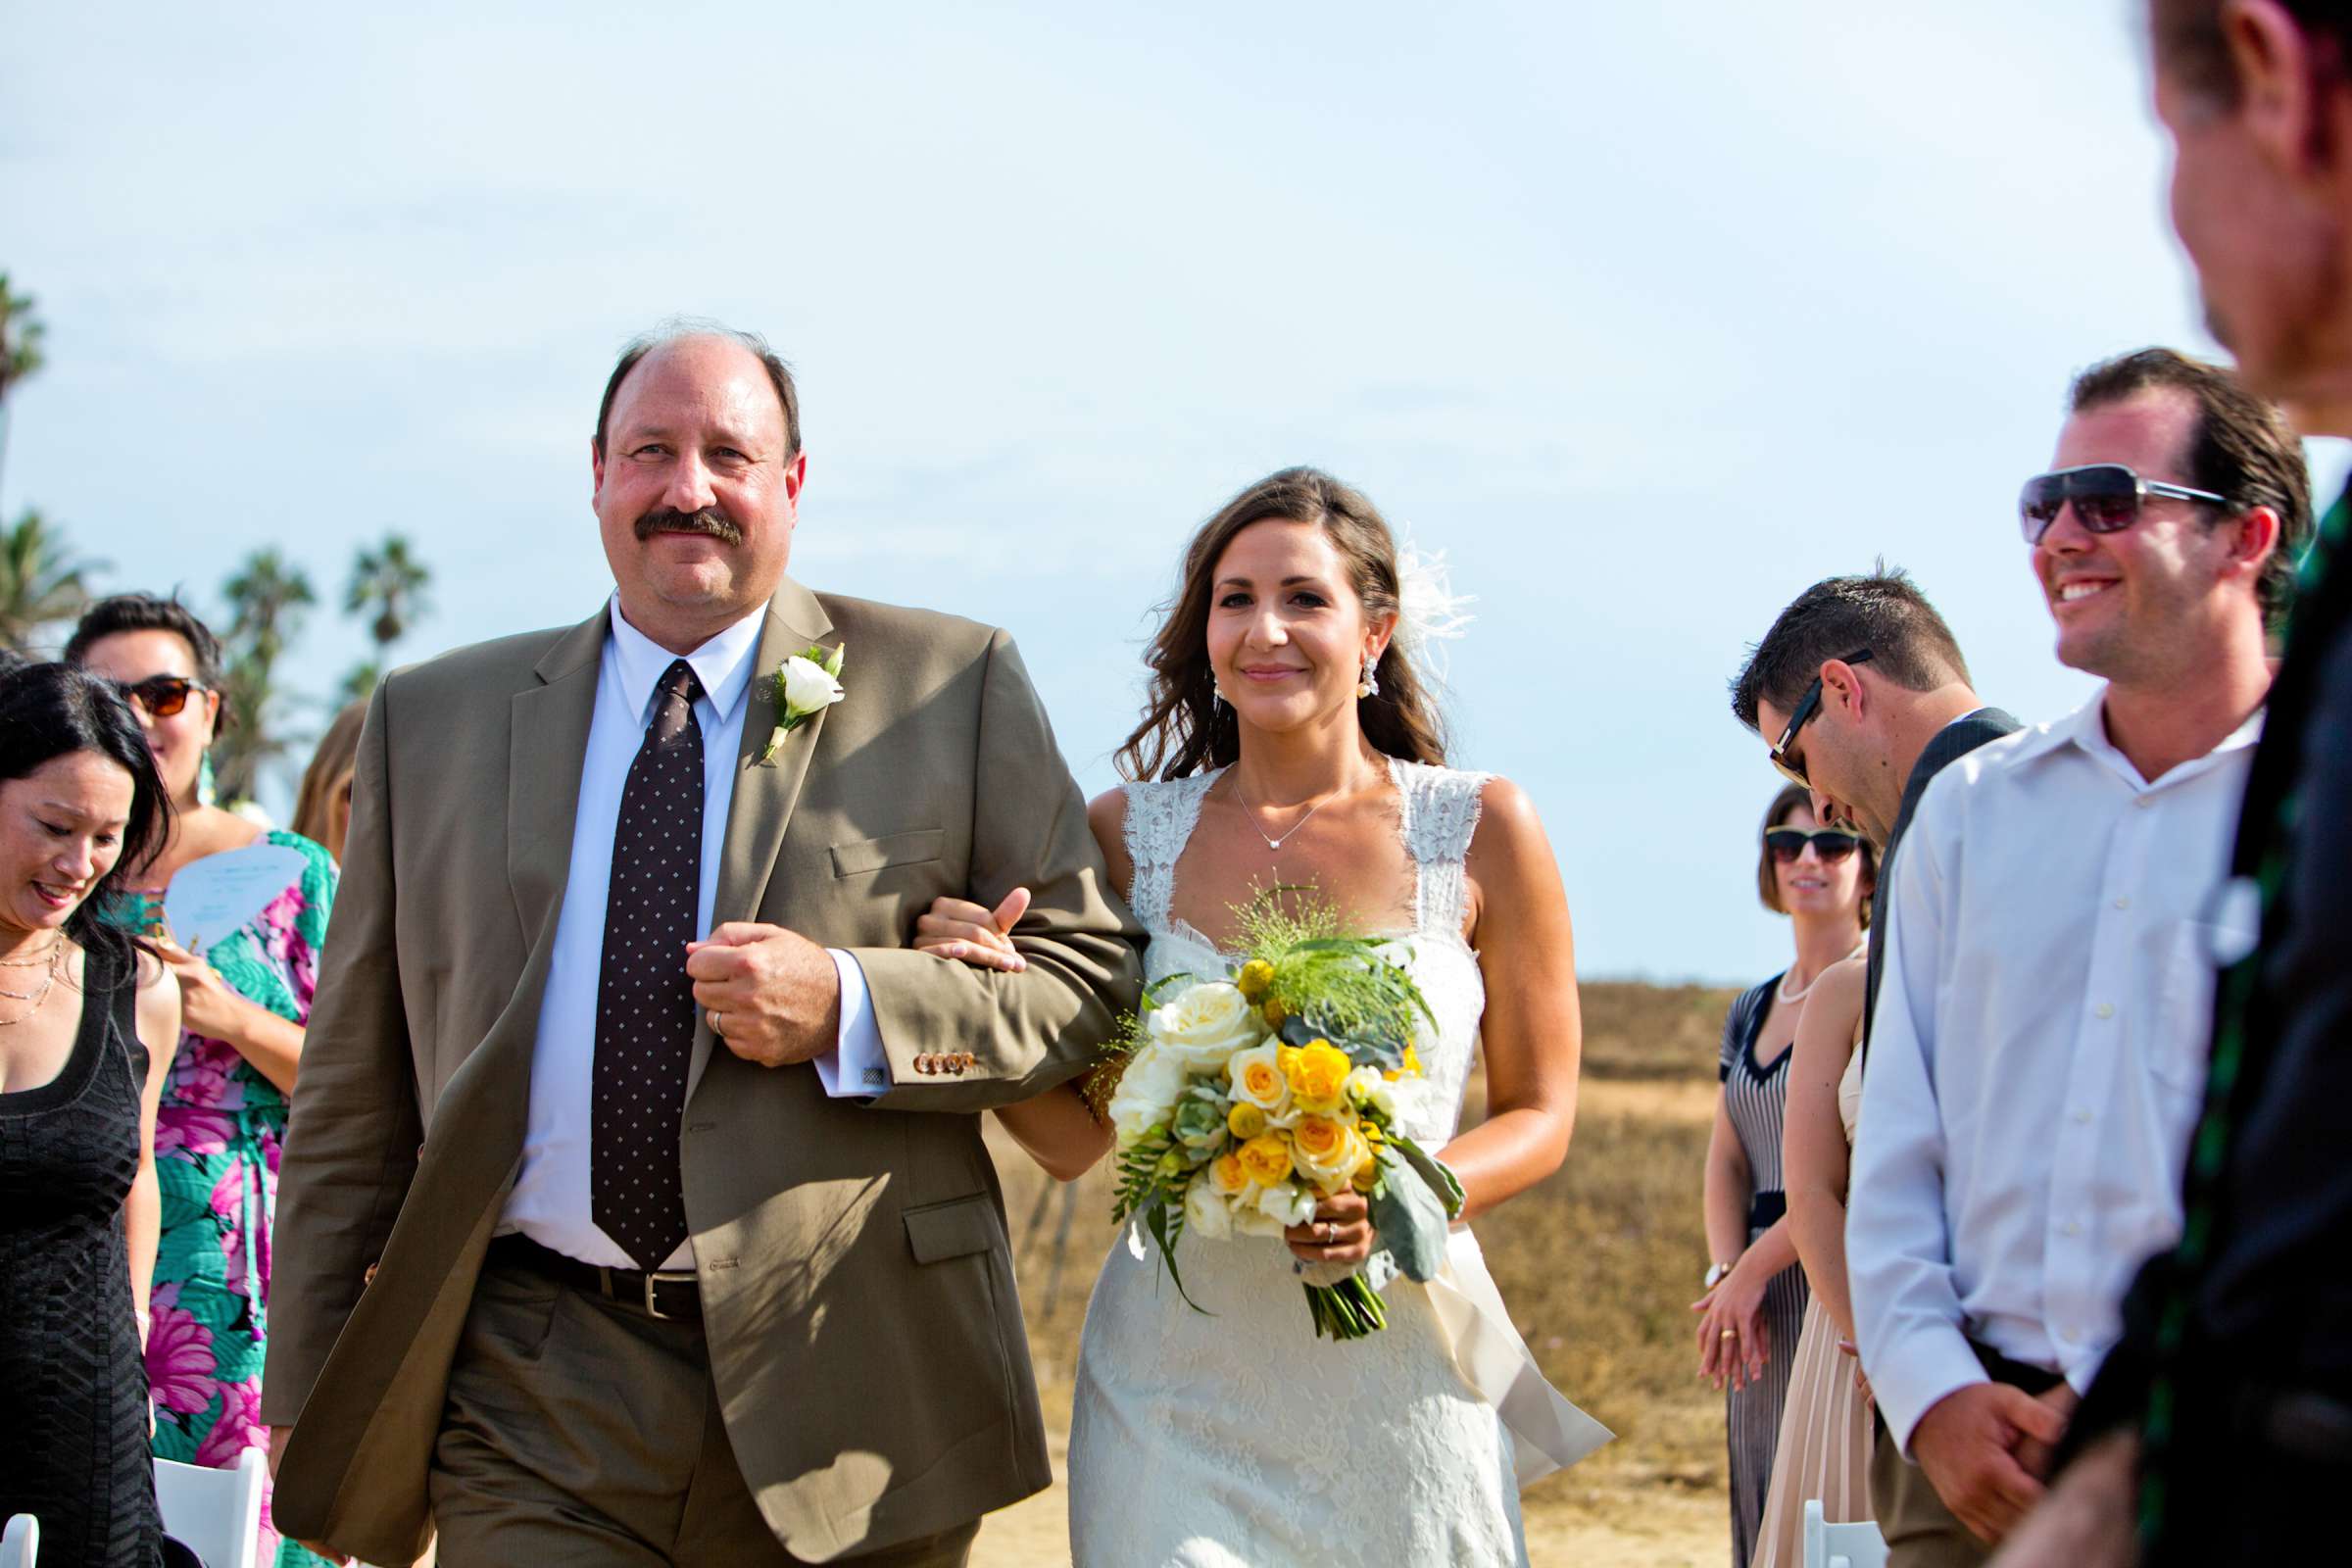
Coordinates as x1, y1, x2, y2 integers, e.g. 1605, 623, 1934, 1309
1121, 771, 1220, 934
1396, 761, 1493, 935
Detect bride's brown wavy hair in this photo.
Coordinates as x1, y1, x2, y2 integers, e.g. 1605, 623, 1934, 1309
1118, 466, 1449, 781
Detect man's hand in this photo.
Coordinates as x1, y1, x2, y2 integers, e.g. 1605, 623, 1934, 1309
1911, 1382, 2072, 1544
2014, 1383, 2081, 1481
687, 923, 841, 1067
1987, 1431, 2140, 1568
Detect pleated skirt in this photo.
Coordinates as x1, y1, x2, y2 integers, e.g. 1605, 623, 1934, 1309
1753, 1296, 1877, 1568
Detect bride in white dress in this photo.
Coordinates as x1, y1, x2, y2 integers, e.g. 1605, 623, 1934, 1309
917, 467, 1607, 1566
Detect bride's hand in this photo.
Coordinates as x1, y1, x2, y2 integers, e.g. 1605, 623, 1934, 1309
1285, 1191, 1376, 1266
913, 889, 1031, 973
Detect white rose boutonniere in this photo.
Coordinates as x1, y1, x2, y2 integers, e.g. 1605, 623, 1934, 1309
755, 642, 847, 766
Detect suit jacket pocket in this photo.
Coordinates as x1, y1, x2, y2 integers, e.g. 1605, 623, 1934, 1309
904, 1193, 1001, 1263
831, 828, 946, 879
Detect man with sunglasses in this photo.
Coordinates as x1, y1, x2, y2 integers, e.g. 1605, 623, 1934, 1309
1731, 569, 2016, 1059
1847, 346, 2306, 1568
1996, 7, 2352, 1566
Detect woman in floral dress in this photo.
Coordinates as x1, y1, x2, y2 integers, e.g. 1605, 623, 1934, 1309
70, 595, 338, 1568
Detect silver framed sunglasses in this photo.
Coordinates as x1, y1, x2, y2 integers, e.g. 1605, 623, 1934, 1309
2018, 463, 2233, 545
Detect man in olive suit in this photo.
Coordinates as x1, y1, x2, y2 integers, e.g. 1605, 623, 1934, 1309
262, 321, 1142, 1566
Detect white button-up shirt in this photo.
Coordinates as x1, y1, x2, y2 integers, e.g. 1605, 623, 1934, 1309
1849, 692, 2261, 1453
500, 598, 886, 1270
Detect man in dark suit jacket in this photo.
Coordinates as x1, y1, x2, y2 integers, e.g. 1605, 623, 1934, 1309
1730, 569, 2018, 1050
1995, 4, 2352, 1563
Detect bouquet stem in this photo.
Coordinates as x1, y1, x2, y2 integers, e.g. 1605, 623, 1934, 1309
1303, 1275, 1389, 1341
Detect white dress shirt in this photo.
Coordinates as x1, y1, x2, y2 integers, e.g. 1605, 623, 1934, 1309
500, 598, 887, 1270
1849, 692, 2261, 1453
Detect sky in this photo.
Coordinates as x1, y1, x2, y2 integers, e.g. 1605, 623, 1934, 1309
5, 1, 2338, 982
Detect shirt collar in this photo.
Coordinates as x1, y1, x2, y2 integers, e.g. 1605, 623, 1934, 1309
604, 594, 765, 729
2012, 688, 2265, 786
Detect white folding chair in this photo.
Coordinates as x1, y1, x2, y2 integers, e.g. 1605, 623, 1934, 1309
154, 1446, 266, 1568
1803, 1497, 1889, 1568
1, 1513, 36, 1568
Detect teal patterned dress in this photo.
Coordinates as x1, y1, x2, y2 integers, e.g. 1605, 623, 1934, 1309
121, 830, 336, 1568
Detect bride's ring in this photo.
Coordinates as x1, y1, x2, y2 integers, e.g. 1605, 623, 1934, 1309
1319, 1222, 1335, 1245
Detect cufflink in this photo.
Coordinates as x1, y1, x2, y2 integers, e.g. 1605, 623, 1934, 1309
863, 1066, 888, 1089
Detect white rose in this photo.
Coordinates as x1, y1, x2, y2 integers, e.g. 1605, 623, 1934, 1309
1183, 1170, 1233, 1242
1230, 1193, 1287, 1238
1145, 980, 1266, 1073
1254, 1180, 1317, 1229
1105, 1044, 1186, 1149
781, 655, 847, 717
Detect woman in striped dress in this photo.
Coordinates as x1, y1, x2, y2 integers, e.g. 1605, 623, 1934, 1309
1696, 784, 1874, 1568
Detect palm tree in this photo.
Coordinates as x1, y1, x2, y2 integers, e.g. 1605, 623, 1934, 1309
0, 509, 102, 654
344, 534, 432, 655
0, 275, 47, 503
338, 659, 383, 707
212, 549, 317, 803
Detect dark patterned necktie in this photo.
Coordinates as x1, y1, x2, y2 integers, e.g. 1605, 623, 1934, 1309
591, 658, 705, 1270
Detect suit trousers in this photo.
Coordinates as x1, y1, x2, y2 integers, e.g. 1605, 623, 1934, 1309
1868, 1343, 2064, 1568
427, 1257, 981, 1568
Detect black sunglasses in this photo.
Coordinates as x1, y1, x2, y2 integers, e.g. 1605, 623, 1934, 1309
1768, 649, 1873, 789
1764, 825, 1863, 863
111, 674, 209, 718
2018, 464, 2232, 545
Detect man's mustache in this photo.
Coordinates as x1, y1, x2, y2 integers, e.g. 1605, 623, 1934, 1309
635, 507, 744, 546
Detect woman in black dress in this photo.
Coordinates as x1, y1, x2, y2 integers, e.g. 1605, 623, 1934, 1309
0, 662, 181, 1567
1695, 784, 1874, 1568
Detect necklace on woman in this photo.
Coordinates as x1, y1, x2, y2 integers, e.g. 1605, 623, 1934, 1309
1778, 941, 1866, 1004
1229, 771, 1347, 854
0, 940, 66, 1024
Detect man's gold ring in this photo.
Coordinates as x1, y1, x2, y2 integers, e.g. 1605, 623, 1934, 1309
1721, 1329, 1738, 1339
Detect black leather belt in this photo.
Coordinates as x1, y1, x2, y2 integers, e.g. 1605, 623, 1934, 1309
488, 1233, 702, 1323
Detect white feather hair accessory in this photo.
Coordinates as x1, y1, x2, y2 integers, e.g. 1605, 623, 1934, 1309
1390, 541, 1476, 681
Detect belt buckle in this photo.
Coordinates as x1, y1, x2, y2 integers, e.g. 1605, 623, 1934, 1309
643, 1270, 694, 1321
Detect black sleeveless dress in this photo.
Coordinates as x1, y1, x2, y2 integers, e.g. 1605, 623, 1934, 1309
0, 948, 164, 1568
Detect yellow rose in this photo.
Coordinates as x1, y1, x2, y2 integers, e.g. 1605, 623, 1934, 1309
1211, 1152, 1251, 1197
1284, 1039, 1353, 1112
1350, 1137, 1381, 1194
1236, 958, 1275, 1001
1227, 1102, 1268, 1140
1237, 1132, 1296, 1188
1290, 1113, 1357, 1194
1227, 1042, 1292, 1114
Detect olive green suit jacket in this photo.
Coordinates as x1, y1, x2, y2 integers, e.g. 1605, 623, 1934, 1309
260, 578, 1143, 1563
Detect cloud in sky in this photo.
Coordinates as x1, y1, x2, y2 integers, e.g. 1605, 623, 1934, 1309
5, 0, 2334, 979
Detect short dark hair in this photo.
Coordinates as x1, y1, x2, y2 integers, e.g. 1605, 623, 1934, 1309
1731, 567, 1971, 732
593, 320, 801, 462
64, 594, 230, 730
2068, 347, 2312, 629
2153, 1, 2350, 107
1755, 782, 1877, 924
0, 662, 172, 968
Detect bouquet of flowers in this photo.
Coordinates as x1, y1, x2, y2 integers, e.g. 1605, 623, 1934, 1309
1092, 892, 1466, 1340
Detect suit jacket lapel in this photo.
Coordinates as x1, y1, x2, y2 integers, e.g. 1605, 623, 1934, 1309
506, 609, 609, 951
711, 576, 837, 928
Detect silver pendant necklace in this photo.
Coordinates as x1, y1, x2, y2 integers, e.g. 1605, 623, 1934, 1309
1230, 772, 1340, 853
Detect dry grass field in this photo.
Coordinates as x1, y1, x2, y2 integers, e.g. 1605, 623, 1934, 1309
970, 980, 1741, 1567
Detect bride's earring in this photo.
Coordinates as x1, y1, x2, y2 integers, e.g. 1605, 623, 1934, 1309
1356, 657, 1380, 702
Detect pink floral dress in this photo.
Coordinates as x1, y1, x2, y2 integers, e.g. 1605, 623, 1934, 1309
124, 830, 336, 1568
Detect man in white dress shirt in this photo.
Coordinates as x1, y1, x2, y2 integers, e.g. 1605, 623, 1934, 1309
1848, 347, 2310, 1565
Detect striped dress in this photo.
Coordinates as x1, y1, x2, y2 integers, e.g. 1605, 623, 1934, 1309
1718, 977, 1811, 1568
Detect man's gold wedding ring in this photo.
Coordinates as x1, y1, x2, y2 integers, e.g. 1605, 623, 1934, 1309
1721, 1329, 1738, 1339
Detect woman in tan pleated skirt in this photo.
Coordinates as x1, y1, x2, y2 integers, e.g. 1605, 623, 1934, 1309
1754, 954, 1877, 1566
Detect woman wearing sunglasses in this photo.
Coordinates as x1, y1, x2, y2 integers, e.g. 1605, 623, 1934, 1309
66, 595, 339, 1568
1, 662, 182, 1567
1697, 783, 1875, 1568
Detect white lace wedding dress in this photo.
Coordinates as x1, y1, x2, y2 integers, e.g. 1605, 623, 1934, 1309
1067, 760, 1609, 1568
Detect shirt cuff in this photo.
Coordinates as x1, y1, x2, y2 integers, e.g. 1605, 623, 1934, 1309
812, 950, 892, 1099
